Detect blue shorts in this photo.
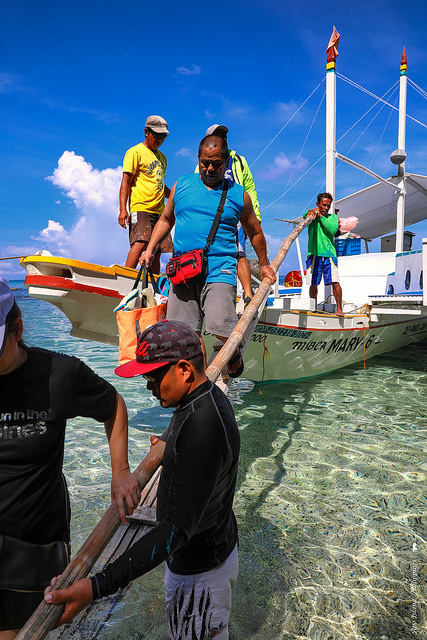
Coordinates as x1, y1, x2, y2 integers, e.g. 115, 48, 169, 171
306, 256, 339, 286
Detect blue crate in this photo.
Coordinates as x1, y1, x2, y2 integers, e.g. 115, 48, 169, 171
335, 237, 362, 256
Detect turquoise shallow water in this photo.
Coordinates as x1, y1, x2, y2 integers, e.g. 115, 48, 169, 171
8, 282, 427, 639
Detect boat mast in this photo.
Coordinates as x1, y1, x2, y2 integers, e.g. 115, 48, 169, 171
395, 48, 407, 253
325, 27, 340, 210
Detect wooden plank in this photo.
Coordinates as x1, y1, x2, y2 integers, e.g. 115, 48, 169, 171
46, 468, 162, 638
126, 466, 160, 525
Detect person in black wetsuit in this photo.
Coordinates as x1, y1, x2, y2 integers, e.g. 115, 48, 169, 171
46, 320, 241, 640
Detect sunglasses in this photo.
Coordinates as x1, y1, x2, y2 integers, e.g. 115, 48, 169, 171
200, 159, 224, 170
143, 364, 171, 383
147, 128, 167, 140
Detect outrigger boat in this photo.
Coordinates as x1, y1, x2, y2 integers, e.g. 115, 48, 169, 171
15, 30, 427, 640
20, 35, 427, 382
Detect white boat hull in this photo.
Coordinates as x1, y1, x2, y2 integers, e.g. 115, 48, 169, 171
20, 254, 427, 382
240, 309, 427, 381
22, 256, 148, 345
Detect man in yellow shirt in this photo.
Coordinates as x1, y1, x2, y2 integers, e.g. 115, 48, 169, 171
118, 115, 173, 272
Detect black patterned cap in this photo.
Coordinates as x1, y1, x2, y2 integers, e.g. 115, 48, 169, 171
115, 320, 202, 378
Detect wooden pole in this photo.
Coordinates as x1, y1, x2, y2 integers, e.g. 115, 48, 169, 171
18, 214, 310, 639
205, 216, 311, 381
0, 255, 28, 260
16, 440, 166, 640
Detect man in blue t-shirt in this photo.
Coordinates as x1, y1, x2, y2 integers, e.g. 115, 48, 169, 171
195, 124, 263, 306
141, 135, 276, 378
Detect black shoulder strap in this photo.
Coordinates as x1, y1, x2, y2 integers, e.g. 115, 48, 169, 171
132, 264, 160, 294
205, 182, 228, 252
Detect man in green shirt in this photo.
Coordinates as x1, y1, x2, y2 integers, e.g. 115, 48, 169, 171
304, 193, 344, 316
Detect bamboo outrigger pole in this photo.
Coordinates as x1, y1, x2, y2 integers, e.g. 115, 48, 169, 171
0, 255, 28, 260
205, 216, 310, 381
17, 215, 311, 640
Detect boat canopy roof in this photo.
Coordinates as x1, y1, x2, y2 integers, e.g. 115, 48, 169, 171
335, 173, 427, 240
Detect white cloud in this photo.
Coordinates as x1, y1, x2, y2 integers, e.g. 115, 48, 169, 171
176, 65, 201, 76
257, 153, 309, 181
47, 151, 122, 209
0, 244, 44, 279
25, 151, 129, 266
32, 219, 71, 256
175, 147, 192, 157
40, 220, 66, 237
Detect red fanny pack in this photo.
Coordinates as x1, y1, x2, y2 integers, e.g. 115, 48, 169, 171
166, 249, 207, 286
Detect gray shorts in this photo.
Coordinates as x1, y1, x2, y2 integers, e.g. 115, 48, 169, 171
164, 544, 239, 640
167, 281, 238, 337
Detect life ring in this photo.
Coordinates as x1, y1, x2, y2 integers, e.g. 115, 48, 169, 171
284, 270, 303, 287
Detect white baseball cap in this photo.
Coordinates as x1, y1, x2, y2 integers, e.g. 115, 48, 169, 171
206, 124, 229, 138
145, 115, 170, 135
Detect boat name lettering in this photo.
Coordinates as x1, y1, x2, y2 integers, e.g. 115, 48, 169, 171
292, 340, 327, 352
291, 335, 376, 354
254, 326, 312, 339
326, 335, 375, 354
402, 322, 427, 336
250, 334, 267, 343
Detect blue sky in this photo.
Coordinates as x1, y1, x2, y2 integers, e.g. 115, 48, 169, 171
2, 0, 427, 280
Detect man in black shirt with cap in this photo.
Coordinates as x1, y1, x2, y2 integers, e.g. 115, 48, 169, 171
46, 320, 240, 640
